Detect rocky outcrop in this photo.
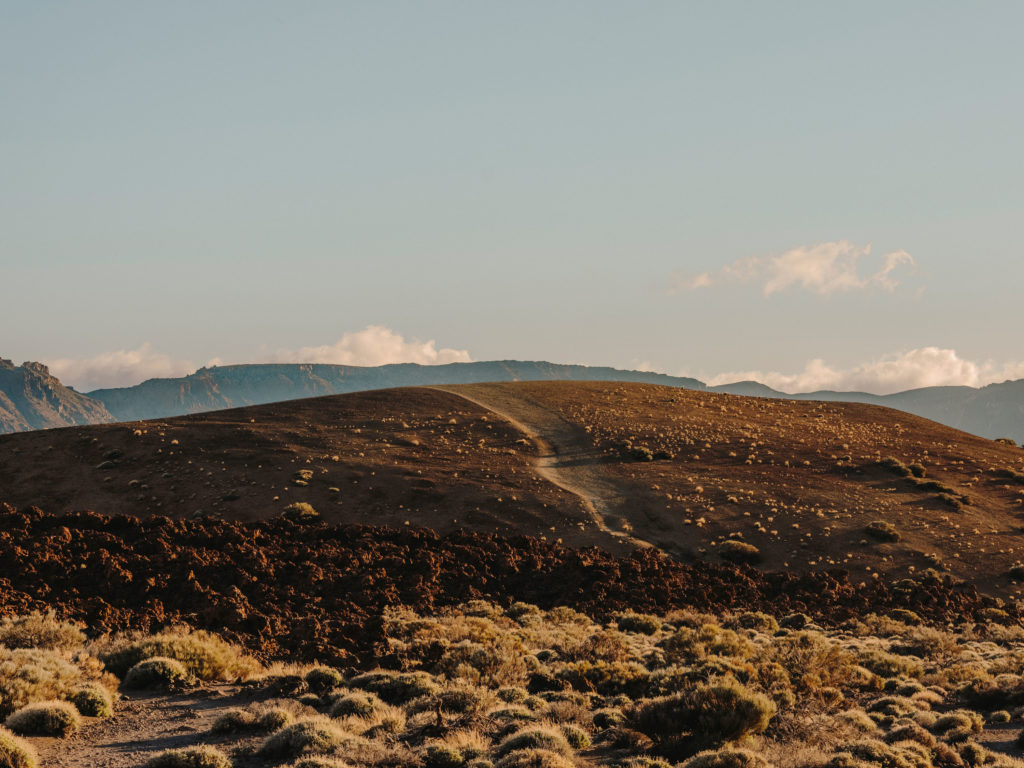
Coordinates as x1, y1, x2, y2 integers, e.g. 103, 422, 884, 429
0, 360, 113, 433
0, 504, 1009, 666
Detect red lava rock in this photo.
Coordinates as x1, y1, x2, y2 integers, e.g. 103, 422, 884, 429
0, 502, 1014, 665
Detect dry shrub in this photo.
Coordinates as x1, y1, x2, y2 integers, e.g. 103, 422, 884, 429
0, 726, 36, 768
661, 625, 755, 664
143, 746, 232, 768
5, 701, 80, 737
305, 666, 344, 693
496, 726, 572, 757
421, 743, 464, 768
211, 707, 256, 734
331, 690, 387, 718
347, 670, 438, 704
865, 522, 900, 543
0, 648, 83, 718
556, 660, 650, 696
98, 628, 261, 681
123, 657, 193, 690
0, 612, 85, 651
258, 717, 358, 759
616, 612, 662, 635
681, 748, 772, 768
67, 682, 114, 717
437, 637, 528, 686
494, 749, 574, 768
718, 540, 762, 565
627, 676, 776, 758
857, 650, 923, 680
766, 632, 858, 694
407, 685, 492, 717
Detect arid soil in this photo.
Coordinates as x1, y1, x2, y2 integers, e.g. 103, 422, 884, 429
0, 504, 1012, 668
2, 381, 1023, 590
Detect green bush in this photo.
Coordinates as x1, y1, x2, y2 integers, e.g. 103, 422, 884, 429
0, 727, 36, 768
67, 682, 114, 718
143, 746, 232, 768
123, 657, 193, 690
5, 700, 80, 737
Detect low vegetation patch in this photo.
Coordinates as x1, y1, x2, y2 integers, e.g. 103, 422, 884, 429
0, 726, 36, 768
144, 746, 232, 768
4, 700, 80, 737
123, 657, 194, 690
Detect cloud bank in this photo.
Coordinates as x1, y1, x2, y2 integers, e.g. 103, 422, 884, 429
707, 347, 1024, 395
264, 325, 472, 367
46, 326, 473, 391
47, 343, 196, 392
674, 240, 916, 296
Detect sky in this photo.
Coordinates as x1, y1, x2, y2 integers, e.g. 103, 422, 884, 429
2, 2, 1022, 394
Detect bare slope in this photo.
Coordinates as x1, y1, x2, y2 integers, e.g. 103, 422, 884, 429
2, 381, 1024, 591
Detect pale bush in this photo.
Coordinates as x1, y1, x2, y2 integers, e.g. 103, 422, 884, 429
258, 718, 357, 759
681, 748, 772, 768
123, 657, 193, 689
5, 701, 80, 737
496, 726, 572, 757
0, 612, 85, 651
144, 746, 232, 768
67, 682, 114, 717
0, 648, 83, 718
494, 749, 575, 768
99, 628, 261, 681
0, 727, 36, 768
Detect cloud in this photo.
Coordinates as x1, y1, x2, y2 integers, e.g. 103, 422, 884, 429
44, 326, 472, 391
707, 347, 1024, 395
47, 343, 196, 391
673, 240, 916, 296
266, 325, 472, 367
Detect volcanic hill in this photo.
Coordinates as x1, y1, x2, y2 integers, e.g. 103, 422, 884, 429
2, 381, 1024, 594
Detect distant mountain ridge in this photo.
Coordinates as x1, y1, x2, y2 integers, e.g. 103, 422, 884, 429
0, 359, 113, 433
0, 357, 1023, 444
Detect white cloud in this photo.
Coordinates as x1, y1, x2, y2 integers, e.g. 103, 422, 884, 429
708, 347, 1024, 395
673, 240, 916, 296
47, 343, 196, 391
44, 326, 472, 391
266, 325, 472, 367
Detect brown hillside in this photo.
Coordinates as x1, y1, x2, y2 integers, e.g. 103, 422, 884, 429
1, 381, 1023, 594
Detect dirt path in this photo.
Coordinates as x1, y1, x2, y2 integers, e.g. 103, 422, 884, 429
432, 384, 656, 553
32, 685, 257, 768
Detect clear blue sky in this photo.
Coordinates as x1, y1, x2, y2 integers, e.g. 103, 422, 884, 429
2, 2, 1022, 392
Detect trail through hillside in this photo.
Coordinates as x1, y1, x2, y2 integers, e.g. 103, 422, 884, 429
33, 685, 254, 768
432, 383, 655, 553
